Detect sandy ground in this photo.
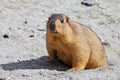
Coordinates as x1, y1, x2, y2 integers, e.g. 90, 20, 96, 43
0, 0, 120, 80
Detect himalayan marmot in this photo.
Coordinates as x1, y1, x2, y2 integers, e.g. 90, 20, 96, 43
46, 14, 108, 71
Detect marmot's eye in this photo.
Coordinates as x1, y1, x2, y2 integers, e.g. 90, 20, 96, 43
61, 19, 64, 23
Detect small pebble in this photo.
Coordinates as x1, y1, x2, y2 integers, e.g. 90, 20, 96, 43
24, 20, 27, 24
3, 34, 9, 38
29, 35, 34, 37
38, 29, 46, 31
18, 27, 21, 30
102, 42, 110, 46
81, 0, 96, 6
22, 74, 29, 77
0, 78, 5, 80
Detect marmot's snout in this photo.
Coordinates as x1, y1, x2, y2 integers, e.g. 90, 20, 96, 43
50, 21, 57, 34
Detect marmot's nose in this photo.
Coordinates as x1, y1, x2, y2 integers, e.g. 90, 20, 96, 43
50, 21, 56, 33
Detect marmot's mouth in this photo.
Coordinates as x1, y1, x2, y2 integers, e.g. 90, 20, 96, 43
50, 31, 57, 34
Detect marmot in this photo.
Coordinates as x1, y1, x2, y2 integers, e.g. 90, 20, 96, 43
46, 14, 108, 71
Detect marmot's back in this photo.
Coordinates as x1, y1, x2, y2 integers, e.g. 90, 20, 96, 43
81, 24, 108, 68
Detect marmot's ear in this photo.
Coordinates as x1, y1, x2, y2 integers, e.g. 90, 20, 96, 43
66, 16, 69, 22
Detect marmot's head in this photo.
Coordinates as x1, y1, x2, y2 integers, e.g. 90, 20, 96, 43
47, 14, 72, 36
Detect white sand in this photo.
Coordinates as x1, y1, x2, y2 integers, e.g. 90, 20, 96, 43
0, 0, 120, 80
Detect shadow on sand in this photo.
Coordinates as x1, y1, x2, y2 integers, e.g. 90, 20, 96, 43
0, 56, 69, 71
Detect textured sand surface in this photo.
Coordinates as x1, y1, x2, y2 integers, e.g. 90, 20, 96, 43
0, 0, 120, 80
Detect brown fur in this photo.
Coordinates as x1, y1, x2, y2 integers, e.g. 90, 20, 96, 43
46, 14, 108, 71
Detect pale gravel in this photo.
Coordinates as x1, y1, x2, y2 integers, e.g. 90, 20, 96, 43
0, 0, 120, 80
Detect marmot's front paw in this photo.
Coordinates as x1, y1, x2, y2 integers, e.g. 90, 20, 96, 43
67, 67, 84, 71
